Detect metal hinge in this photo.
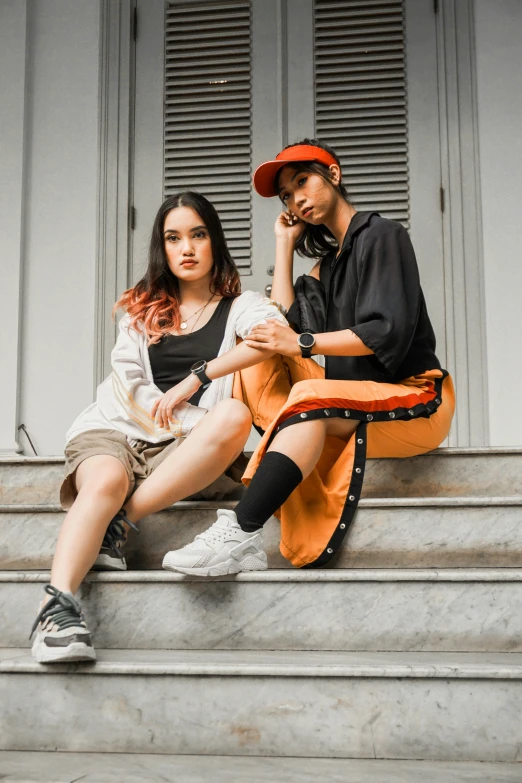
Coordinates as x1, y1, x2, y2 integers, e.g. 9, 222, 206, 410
130, 205, 136, 230
440, 187, 445, 213
132, 7, 137, 41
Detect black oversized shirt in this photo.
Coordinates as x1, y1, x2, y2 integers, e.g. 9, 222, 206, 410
288, 212, 441, 383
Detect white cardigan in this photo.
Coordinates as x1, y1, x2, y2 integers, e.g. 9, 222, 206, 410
66, 291, 286, 446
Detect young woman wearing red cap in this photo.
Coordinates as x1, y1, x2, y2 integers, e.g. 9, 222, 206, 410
162, 139, 455, 575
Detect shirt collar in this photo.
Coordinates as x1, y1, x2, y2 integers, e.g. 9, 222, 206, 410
326, 211, 379, 272
339, 211, 379, 255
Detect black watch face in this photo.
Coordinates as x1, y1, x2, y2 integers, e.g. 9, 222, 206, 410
299, 333, 315, 348
191, 360, 207, 373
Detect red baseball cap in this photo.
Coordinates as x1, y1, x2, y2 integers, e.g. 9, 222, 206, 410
252, 144, 339, 198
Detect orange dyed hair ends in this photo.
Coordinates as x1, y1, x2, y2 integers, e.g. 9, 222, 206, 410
114, 192, 241, 343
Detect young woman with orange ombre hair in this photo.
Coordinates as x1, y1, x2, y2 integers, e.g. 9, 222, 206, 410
30, 191, 286, 663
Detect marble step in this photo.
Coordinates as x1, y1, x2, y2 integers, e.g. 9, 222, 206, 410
1, 751, 522, 783
2, 649, 522, 761
3, 569, 522, 652
1, 447, 522, 505
2, 497, 522, 571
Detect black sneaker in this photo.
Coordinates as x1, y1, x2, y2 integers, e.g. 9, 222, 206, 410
30, 585, 96, 663
92, 509, 139, 571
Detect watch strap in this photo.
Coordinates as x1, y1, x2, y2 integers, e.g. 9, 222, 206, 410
190, 362, 212, 387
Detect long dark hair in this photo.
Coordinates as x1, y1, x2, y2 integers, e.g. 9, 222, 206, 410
276, 138, 352, 259
115, 191, 241, 342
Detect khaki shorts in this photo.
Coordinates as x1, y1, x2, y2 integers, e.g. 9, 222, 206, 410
60, 428, 248, 511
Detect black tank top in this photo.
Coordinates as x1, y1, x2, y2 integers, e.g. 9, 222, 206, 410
148, 297, 234, 405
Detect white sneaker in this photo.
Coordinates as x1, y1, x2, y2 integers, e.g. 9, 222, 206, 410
162, 509, 268, 577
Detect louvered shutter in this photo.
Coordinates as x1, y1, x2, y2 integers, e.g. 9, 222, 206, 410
164, 1, 252, 269
314, 0, 409, 226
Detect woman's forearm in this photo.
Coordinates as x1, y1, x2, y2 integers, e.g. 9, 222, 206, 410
313, 329, 373, 357
206, 341, 275, 381
271, 238, 296, 311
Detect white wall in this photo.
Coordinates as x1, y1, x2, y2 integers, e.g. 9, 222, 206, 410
474, 0, 522, 446
18, 0, 101, 455
3, 0, 521, 453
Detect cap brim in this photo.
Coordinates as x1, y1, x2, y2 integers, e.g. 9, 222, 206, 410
252, 160, 291, 198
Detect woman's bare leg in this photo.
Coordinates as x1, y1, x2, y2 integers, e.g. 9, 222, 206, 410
49, 455, 130, 594
267, 417, 359, 478
124, 399, 252, 522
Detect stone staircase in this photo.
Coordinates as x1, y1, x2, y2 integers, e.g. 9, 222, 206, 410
1, 450, 522, 782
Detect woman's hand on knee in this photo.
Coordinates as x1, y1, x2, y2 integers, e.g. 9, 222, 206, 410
152, 374, 201, 429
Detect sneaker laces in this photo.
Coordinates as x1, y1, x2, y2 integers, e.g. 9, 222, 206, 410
101, 509, 139, 561
193, 512, 239, 549
30, 585, 85, 640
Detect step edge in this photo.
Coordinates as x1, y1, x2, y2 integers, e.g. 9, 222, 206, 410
1, 751, 521, 772
4, 568, 522, 584
3, 650, 522, 678
2, 446, 522, 465
2, 496, 522, 514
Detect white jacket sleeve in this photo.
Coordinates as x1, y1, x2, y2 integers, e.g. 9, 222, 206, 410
234, 293, 288, 339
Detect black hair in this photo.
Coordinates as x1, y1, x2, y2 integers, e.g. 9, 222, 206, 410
275, 138, 352, 259
115, 191, 240, 341
144, 191, 240, 298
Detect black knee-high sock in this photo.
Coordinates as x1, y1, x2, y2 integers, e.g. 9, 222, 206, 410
235, 451, 303, 532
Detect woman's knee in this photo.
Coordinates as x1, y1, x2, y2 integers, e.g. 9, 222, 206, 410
208, 399, 252, 439
75, 456, 129, 497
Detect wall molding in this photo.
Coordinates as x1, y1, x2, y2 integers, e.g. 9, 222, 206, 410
0, 0, 28, 454
95, 0, 135, 387
437, 0, 488, 446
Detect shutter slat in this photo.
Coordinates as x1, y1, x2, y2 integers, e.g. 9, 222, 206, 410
166, 65, 250, 79
317, 80, 405, 93
165, 73, 250, 88
315, 0, 409, 226
316, 100, 406, 113
315, 61, 404, 76
317, 120, 406, 131
340, 170, 408, 179
165, 30, 250, 46
316, 33, 403, 47
315, 44, 404, 59
165, 126, 250, 139
166, 139, 252, 152
165, 107, 251, 119
316, 1, 404, 14
316, 24, 404, 38
166, 55, 250, 67
165, 159, 251, 170
164, 1, 252, 271
168, 1, 250, 12
165, 47, 251, 62
164, 173, 252, 186
165, 95, 251, 108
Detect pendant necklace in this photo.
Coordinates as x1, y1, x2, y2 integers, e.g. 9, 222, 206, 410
179, 293, 215, 332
